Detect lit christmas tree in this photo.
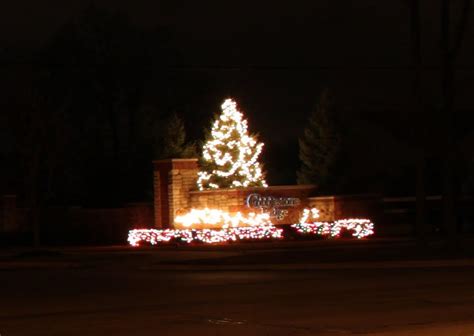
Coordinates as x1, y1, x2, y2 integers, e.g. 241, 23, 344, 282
197, 99, 268, 190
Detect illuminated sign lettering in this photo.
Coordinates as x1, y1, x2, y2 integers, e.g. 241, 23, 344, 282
246, 193, 300, 220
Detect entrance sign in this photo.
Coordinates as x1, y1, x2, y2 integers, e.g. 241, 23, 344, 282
246, 193, 300, 220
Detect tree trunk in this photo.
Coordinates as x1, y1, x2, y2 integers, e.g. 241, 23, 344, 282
416, 150, 426, 237
410, 0, 426, 239
441, 0, 464, 243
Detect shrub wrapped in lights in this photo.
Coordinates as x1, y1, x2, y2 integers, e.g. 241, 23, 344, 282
128, 226, 283, 246
291, 208, 374, 239
127, 207, 374, 246
128, 208, 283, 246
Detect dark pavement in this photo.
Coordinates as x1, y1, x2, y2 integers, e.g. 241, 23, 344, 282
1, 240, 474, 335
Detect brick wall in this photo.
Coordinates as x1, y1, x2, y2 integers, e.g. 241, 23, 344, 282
152, 159, 382, 229
0, 201, 154, 245
308, 194, 380, 222
152, 159, 322, 228
307, 196, 336, 221
126, 202, 155, 229
184, 185, 318, 227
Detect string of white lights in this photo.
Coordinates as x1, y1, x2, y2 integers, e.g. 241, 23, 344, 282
291, 208, 374, 239
197, 99, 267, 190
128, 226, 283, 246
127, 208, 374, 246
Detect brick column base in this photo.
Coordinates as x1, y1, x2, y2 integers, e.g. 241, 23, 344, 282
153, 159, 198, 229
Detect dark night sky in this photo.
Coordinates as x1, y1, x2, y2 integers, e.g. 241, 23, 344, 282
1, 1, 469, 62
2, 0, 474, 186
3, 1, 473, 114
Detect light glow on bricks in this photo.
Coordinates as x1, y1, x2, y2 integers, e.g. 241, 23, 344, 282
174, 208, 273, 228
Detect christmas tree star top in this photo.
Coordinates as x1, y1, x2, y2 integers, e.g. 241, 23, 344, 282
197, 98, 268, 190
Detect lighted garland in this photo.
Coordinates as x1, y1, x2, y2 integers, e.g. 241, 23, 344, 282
128, 226, 283, 246
197, 99, 267, 190
332, 219, 375, 238
128, 207, 374, 246
291, 208, 374, 239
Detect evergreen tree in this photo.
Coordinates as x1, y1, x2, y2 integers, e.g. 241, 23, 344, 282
159, 113, 197, 159
297, 90, 341, 189
197, 99, 267, 190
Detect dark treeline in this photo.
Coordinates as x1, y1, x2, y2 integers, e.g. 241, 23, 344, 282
1, 5, 197, 208
1, 2, 474, 213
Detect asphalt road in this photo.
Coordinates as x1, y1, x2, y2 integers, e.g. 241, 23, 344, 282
1, 243, 474, 336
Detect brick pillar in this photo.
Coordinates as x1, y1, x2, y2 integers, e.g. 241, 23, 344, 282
153, 159, 198, 229
1, 195, 18, 232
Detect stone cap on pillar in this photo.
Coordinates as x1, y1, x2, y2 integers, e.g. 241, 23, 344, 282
153, 158, 198, 171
